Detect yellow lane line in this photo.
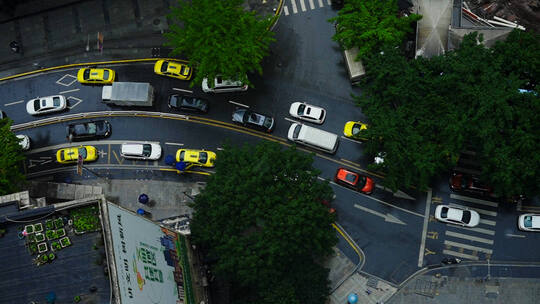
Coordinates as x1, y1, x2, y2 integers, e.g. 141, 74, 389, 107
0, 58, 189, 82
340, 158, 385, 178
332, 223, 362, 261
159, 168, 212, 176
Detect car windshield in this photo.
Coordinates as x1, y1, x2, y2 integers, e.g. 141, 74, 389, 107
53, 96, 61, 106
199, 152, 208, 163
160, 62, 169, 72
78, 147, 87, 158
263, 117, 273, 128
180, 65, 188, 74
179, 151, 185, 161
182, 97, 195, 106
297, 104, 306, 115
83, 69, 91, 80
142, 144, 152, 157
292, 124, 301, 139
33, 99, 40, 111
103, 70, 109, 79
352, 124, 363, 135
345, 173, 357, 184
524, 216, 532, 228
441, 207, 448, 218
462, 210, 471, 223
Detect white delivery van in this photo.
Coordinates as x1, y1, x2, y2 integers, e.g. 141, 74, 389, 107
287, 123, 339, 154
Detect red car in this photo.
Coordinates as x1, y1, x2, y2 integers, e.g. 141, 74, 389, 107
334, 168, 374, 194
449, 172, 493, 197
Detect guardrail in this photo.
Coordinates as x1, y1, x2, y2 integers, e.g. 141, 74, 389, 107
11, 111, 189, 131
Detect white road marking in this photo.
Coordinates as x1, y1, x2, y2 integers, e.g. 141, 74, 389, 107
318, 0, 324, 7
442, 249, 479, 260
165, 142, 184, 146
283, 5, 289, 15
444, 240, 493, 254
59, 88, 80, 94
228, 100, 249, 108
445, 230, 494, 245
418, 188, 432, 267
340, 136, 363, 144
173, 88, 193, 93
517, 205, 540, 212
28, 159, 47, 168
505, 233, 525, 238
299, 0, 306, 11
450, 194, 498, 208
480, 219, 496, 226
41, 160, 52, 165
56, 74, 77, 86
290, 0, 298, 13
449, 225, 496, 236
4, 100, 24, 106
326, 0, 331, 5
308, 0, 314, 9
449, 203, 497, 217
67, 96, 83, 109
216, 147, 224, 151
39, 156, 52, 159
354, 204, 406, 225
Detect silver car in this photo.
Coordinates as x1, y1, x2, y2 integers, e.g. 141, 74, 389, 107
26, 95, 67, 115
202, 76, 248, 93
518, 214, 540, 232
289, 102, 326, 124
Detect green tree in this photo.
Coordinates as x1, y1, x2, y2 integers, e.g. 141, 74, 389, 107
0, 119, 26, 195
164, 0, 276, 86
356, 31, 540, 196
329, 0, 421, 59
191, 142, 336, 304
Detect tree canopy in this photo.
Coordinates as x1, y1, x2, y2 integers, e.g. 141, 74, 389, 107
356, 30, 540, 197
190, 142, 337, 304
164, 0, 276, 86
329, 0, 421, 59
0, 119, 26, 195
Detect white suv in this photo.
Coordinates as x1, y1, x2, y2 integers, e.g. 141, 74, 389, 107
120, 142, 161, 160
202, 76, 248, 93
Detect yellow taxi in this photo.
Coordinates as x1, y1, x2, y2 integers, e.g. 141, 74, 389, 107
56, 146, 98, 164
175, 149, 216, 167
77, 68, 115, 84
343, 121, 368, 140
154, 60, 192, 80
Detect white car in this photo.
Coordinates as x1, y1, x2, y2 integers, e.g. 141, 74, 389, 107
434, 205, 480, 227
289, 102, 326, 124
120, 142, 161, 160
16, 134, 30, 151
26, 95, 67, 115
201, 76, 248, 93
518, 214, 540, 232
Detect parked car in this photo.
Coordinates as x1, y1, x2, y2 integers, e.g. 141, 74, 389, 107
16, 134, 30, 151
176, 149, 216, 167
26, 95, 67, 115
67, 120, 111, 141
120, 142, 161, 160
518, 214, 540, 232
0, 110, 5, 119
434, 205, 480, 227
232, 108, 275, 133
154, 60, 192, 80
56, 145, 97, 164
168, 95, 209, 113
343, 121, 368, 140
449, 172, 493, 197
289, 102, 326, 124
77, 68, 115, 84
202, 76, 248, 93
334, 168, 374, 194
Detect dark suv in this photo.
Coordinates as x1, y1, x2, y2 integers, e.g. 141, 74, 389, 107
449, 172, 494, 197
67, 120, 111, 141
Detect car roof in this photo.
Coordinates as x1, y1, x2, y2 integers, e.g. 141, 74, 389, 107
446, 208, 464, 221
531, 215, 540, 228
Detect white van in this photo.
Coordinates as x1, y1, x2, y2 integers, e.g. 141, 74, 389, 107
287, 123, 339, 154
202, 76, 248, 93
120, 142, 162, 160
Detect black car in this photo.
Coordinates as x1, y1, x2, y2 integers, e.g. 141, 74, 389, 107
232, 108, 275, 133
67, 120, 111, 141
168, 95, 209, 113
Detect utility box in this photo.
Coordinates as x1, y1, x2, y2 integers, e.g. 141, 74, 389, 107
343, 47, 366, 84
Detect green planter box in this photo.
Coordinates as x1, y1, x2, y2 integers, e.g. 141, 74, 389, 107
29, 243, 38, 255
45, 219, 54, 230
54, 218, 64, 229
56, 228, 66, 238
33, 223, 43, 233
27, 234, 36, 243
46, 230, 57, 241
35, 233, 45, 243
37, 242, 48, 253
60, 236, 71, 248
24, 225, 34, 234
51, 241, 62, 251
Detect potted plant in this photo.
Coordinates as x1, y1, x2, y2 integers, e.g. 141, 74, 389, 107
37, 242, 48, 253
35, 233, 45, 242
74, 295, 81, 303
24, 224, 34, 234
46, 219, 54, 230
60, 236, 72, 248
56, 228, 66, 238
41, 254, 48, 263
49, 252, 55, 261
27, 233, 36, 243
29, 243, 38, 254
51, 241, 62, 251
33, 223, 43, 233
46, 230, 56, 240
54, 218, 64, 229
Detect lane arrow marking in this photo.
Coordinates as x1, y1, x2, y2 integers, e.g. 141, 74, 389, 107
375, 184, 415, 200
354, 203, 407, 225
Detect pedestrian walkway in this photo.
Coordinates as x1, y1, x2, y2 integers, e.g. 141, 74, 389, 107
414, 0, 453, 58
282, 0, 332, 16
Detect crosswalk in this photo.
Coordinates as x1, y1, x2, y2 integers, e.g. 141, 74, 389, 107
282, 0, 331, 16
435, 193, 499, 261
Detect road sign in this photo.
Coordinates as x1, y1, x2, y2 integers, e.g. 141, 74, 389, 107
77, 155, 83, 176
